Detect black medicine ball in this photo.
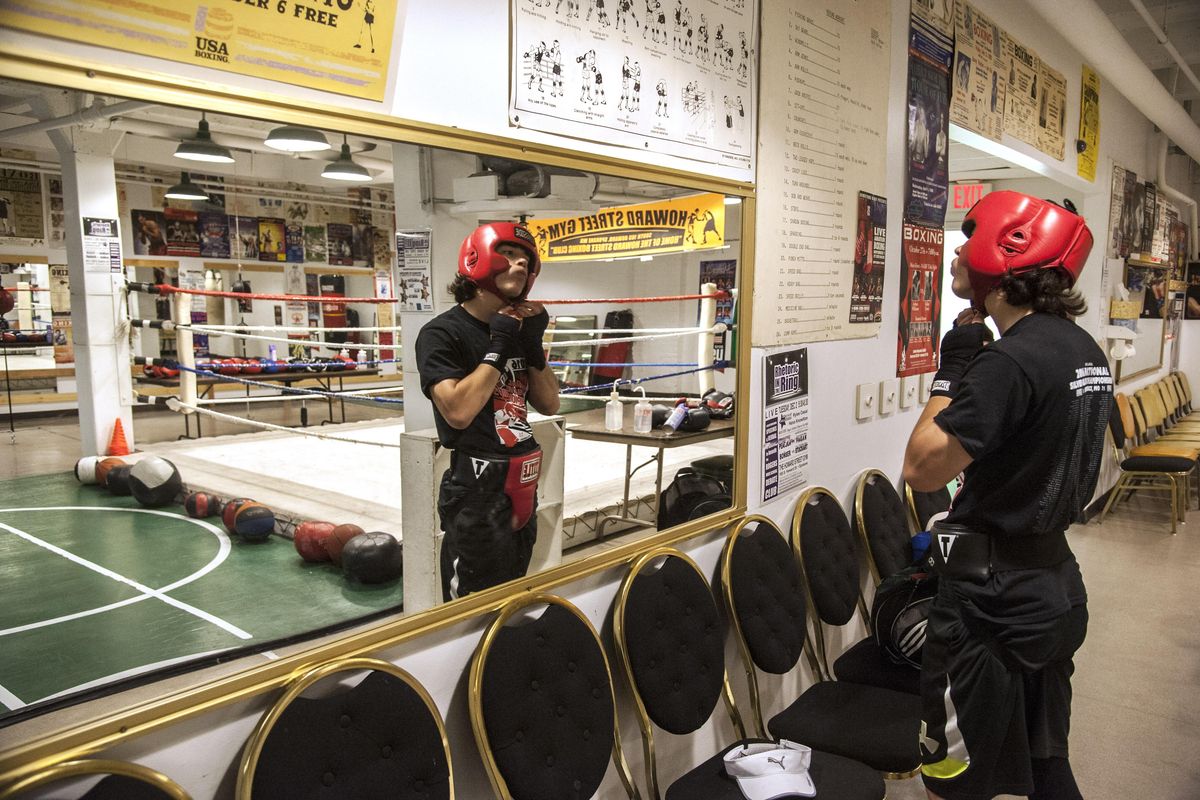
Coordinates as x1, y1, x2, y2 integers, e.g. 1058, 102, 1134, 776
342, 531, 403, 584
106, 464, 134, 495
129, 456, 183, 508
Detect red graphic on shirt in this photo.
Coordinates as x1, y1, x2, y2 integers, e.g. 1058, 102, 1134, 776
493, 357, 533, 447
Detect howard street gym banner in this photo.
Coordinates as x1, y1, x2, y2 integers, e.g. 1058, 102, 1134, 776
0, 0, 400, 101
526, 193, 724, 263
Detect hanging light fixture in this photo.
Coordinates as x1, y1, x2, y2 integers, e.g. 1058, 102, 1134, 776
321, 135, 371, 182
264, 124, 330, 152
164, 172, 210, 201
174, 113, 234, 163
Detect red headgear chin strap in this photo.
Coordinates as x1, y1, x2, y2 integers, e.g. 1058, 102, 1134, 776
458, 222, 541, 302
959, 191, 1093, 309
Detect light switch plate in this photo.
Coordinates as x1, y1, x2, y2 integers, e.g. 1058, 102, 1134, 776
899, 376, 917, 409
879, 379, 899, 415
855, 382, 877, 420
919, 372, 935, 404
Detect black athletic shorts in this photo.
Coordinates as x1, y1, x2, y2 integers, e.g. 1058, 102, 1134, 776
920, 555, 1088, 800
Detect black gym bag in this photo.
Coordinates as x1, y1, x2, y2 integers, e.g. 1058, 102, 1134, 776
870, 564, 938, 668
657, 466, 731, 528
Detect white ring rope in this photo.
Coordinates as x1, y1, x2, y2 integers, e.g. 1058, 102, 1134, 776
185, 326, 395, 351
543, 324, 725, 349
178, 323, 403, 333
166, 399, 403, 448
546, 325, 727, 336
192, 384, 404, 406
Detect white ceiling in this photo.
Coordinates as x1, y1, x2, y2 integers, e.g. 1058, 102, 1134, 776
1093, 0, 1200, 104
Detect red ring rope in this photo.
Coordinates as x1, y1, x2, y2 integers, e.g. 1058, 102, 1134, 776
134, 283, 397, 304
531, 292, 730, 305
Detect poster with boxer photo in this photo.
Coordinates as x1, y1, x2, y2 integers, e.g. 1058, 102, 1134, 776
897, 222, 943, 377
850, 192, 886, 324
285, 222, 304, 262
198, 212, 230, 258
1138, 182, 1157, 257
327, 223, 354, 266
131, 210, 168, 256
905, 11, 951, 227
950, 2, 1005, 142
164, 207, 200, 257
257, 217, 286, 262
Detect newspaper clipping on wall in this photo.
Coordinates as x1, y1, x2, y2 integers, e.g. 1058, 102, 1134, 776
950, 2, 1005, 142
1002, 32, 1040, 145
1035, 61, 1067, 159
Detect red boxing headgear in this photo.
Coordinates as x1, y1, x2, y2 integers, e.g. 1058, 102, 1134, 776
959, 191, 1093, 308
458, 222, 541, 301
0, 287, 12, 316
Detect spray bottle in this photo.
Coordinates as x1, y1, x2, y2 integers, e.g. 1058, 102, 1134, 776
662, 398, 689, 433
605, 382, 624, 431
633, 386, 653, 434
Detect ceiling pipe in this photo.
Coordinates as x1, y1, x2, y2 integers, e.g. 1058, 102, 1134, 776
1126, 0, 1200, 99
1026, 0, 1200, 166
1157, 132, 1199, 260
0, 99, 154, 139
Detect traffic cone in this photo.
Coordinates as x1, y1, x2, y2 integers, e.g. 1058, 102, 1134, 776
107, 418, 131, 457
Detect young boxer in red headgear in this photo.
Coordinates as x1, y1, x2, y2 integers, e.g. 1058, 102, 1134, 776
903, 192, 1108, 800
415, 222, 560, 601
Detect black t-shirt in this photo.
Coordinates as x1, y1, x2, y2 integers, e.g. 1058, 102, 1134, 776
415, 305, 537, 455
936, 313, 1112, 539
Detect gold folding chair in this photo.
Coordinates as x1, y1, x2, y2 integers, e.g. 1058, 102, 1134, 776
0, 760, 190, 799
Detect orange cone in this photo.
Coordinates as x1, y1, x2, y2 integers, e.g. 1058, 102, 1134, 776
107, 418, 131, 456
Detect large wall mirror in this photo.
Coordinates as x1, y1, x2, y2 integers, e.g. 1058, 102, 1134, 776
0, 75, 743, 724
1114, 259, 1168, 383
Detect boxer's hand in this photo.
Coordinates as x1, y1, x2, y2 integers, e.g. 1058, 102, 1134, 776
511, 303, 550, 369
484, 312, 521, 369
930, 316, 993, 399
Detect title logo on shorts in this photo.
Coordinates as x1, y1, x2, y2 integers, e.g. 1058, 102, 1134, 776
520, 454, 541, 484
937, 533, 957, 561
470, 457, 489, 478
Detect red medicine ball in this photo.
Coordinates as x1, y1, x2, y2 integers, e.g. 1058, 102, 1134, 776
222, 497, 253, 534
185, 492, 218, 518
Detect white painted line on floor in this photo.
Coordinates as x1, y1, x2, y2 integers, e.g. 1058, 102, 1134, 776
0, 507, 236, 637
0, 683, 25, 710
0, 520, 251, 640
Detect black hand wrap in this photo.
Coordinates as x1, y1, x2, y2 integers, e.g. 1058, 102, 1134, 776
930, 322, 993, 399
517, 309, 550, 370
484, 313, 521, 369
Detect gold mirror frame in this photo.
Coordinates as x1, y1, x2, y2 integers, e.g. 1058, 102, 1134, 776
0, 49, 754, 786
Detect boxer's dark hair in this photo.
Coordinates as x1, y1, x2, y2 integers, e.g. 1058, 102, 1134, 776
449, 274, 479, 303
997, 268, 1087, 319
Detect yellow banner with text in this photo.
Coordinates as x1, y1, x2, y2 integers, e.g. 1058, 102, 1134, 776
0, 0, 396, 101
526, 193, 726, 263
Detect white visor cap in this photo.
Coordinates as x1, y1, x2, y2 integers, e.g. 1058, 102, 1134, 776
723, 739, 816, 799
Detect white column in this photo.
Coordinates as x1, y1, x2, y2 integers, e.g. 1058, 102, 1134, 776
52, 140, 133, 457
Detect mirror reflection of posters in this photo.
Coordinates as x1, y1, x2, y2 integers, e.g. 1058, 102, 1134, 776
700, 259, 737, 361
304, 225, 328, 263
396, 228, 433, 312
850, 192, 886, 323
0, 168, 44, 240
897, 222, 943, 376
762, 347, 809, 504
131, 209, 169, 256
165, 208, 200, 257
257, 217, 286, 262
1184, 263, 1200, 321
1138, 269, 1166, 320
327, 223, 354, 266
905, 12, 951, 227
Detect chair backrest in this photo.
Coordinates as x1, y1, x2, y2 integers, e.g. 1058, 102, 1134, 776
1135, 388, 1165, 432
469, 593, 639, 800
237, 657, 453, 800
0, 760, 190, 800
1111, 393, 1135, 451
853, 469, 913, 583
613, 547, 744, 799
1155, 380, 1178, 421
903, 482, 951, 533
720, 515, 813, 737
1176, 372, 1193, 409
792, 487, 868, 679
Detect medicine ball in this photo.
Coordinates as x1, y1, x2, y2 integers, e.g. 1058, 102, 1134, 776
325, 523, 365, 566
222, 497, 253, 534
95, 457, 126, 488
341, 531, 402, 584
129, 456, 183, 507
234, 502, 275, 541
184, 492, 219, 518
74, 455, 101, 484
294, 520, 336, 562
106, 464, 134, 496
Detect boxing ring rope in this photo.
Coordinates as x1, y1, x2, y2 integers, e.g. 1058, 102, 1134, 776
161, 397, 404, 448
126, 282, 400, 304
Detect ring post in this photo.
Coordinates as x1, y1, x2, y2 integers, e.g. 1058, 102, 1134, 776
698, 281, 717, 397
174, 291, 196, 414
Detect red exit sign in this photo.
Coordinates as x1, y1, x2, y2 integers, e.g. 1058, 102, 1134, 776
953, 183, 992, 210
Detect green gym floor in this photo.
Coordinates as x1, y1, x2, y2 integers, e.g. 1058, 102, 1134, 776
0, 472, 401, 715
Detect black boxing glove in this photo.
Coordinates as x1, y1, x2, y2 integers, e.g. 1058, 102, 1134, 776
517, 308, 550, 370
484, 313, 521, 369
929, 322, 994, 399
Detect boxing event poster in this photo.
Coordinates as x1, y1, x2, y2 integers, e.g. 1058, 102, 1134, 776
285, 222, 305, 263
897, 223, 943, 377
198, 212, 230, 259
1077, 65, 1100, 182
850, 192, 886, 324
905, 11, 951, 227
230, 216, 259, 261
327, 223, 354, 266
0, 168, 44, 242
1139, 182, 1158, 258
164, 207, 200, 258
257, 217, 286, 262
762, 347, 809, 504
303, 225, 328, 263
949, 2, 1005, 143
131, 210, 168, 256
699, 259, 737, 363
1002, 32, 1040, 145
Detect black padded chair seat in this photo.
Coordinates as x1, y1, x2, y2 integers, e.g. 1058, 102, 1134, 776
767, 681, 921, 774
83, 777, 175, 800
665, 739, 885, 800
832, 638, 920, 695
1121, 455, 1195, 472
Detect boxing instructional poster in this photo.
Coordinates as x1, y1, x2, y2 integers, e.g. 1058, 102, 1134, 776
949, 2, 1005, 143
897, 223, 943, 377
905, 9, 952, 227
509, 0, 757, 170
762, 347, 809, 504
751, 0, 891, 346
